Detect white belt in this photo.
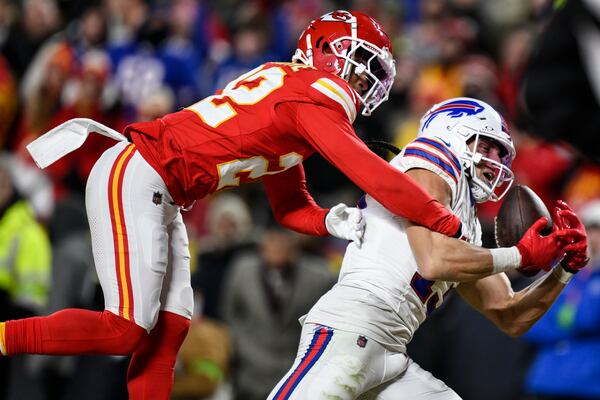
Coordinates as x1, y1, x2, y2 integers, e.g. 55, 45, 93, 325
26, 118, 127, 169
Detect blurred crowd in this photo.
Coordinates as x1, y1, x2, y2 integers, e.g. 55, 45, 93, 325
0, 0, 599, 399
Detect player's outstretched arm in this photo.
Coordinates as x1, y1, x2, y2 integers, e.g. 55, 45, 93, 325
263, 164, 364, 244
456, 267, 578, 337
263, 164, 329, 236
292, 102, 462, 237
407, 224, 494, 281
404, 169, 580, 282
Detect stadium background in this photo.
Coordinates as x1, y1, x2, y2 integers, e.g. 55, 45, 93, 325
0, 0, 599, 399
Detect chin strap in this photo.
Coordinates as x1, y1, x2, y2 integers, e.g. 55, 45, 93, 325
469, 178, 493, 203
463, 153, 497, 203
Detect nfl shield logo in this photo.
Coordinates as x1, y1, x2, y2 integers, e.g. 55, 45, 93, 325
152, 191, 163, 205
357, 335, 368, 348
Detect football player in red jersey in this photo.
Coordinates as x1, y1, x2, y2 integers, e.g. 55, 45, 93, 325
1, 10, 462, 399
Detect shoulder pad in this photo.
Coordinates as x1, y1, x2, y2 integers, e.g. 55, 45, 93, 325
305, 72, 360, 123
391, 136, 463, 202
400, 136, 463, 183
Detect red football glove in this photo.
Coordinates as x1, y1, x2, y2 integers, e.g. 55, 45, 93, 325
553, 200, 589, 272
516, 217, 583, 274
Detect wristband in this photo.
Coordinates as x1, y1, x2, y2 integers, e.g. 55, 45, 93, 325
490, 247, 522, 274
552, 264, 575, 285
560, 259, 582, 275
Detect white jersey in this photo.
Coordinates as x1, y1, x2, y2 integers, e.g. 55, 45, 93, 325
304, 134, 482, 352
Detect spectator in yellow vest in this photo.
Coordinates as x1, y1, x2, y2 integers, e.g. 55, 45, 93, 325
0, 163, 51, 399
0, 164, 51, 316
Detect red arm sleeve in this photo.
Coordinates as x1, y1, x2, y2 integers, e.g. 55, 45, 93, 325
262, 163, 330, 236
292, 102, 462, 237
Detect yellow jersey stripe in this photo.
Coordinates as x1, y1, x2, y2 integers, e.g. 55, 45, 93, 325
311, 79, 357, 123
111, 144, 135, 320
0, 322, 6, 355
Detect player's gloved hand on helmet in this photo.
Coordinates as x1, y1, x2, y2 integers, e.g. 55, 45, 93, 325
515, 217, 584, 274
552, 200, 590, 273
325, 203, 365, 247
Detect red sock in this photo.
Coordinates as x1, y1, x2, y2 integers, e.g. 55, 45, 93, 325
127, 311, 191, 400
5, 309, 147, 355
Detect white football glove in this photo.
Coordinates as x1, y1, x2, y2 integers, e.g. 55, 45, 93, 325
325, 203, 365, 247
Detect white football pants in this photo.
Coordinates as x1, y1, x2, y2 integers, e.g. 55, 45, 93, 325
268, 323, 461, 400
86, 141, 194, 331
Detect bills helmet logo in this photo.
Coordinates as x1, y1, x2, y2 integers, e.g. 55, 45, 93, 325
422, 99, 485, 130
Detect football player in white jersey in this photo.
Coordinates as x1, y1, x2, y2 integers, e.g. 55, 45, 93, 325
267, 97, 589, 400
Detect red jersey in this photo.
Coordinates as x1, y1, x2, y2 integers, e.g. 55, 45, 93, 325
126, 62, 460, 237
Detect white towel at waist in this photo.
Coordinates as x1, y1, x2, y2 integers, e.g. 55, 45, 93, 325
26, 118, 128, 169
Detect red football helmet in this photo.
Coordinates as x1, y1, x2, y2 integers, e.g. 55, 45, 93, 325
293, 10, 396, 116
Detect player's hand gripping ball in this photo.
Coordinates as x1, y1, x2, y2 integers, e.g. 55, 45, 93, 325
552, 200, 590, 273
495, 184, 553, 276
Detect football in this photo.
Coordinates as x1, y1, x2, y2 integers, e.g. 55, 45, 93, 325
495, 184, 553, 248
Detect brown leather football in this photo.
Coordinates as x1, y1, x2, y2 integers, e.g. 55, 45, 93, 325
495, 184, 553, 248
